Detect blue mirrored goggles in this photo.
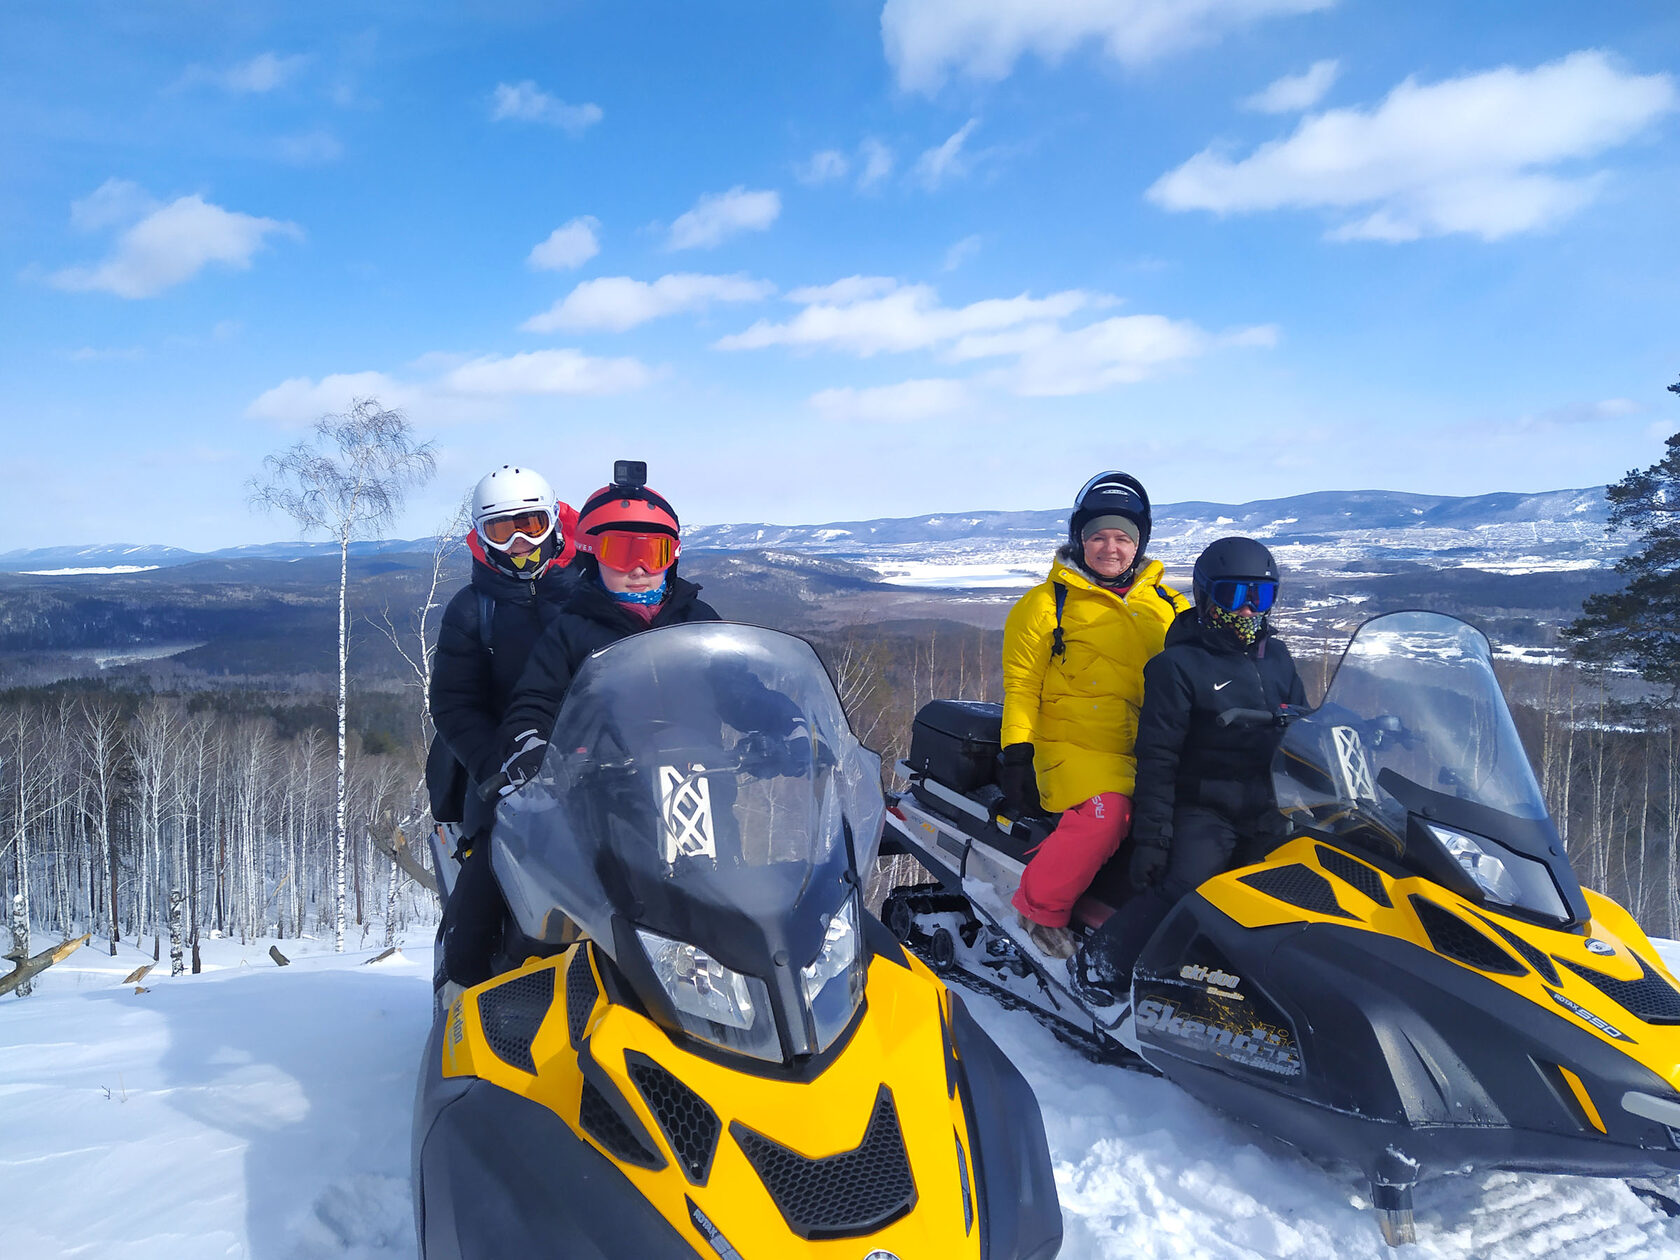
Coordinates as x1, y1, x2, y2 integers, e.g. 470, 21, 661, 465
1208, 579, 1278, 613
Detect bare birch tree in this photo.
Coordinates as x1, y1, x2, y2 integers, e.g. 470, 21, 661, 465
250, 397, 435, 951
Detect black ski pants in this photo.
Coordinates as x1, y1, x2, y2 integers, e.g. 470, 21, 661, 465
1087, 805, 1274, 988
441, 832, 503, 988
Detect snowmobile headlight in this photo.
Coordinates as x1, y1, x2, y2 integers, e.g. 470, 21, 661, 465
1427, 824, 1568, 922
636, 928, 781, 1062
800, 896, 865, 1052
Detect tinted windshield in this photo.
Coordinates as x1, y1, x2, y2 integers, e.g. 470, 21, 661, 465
493, 622, 885, 950
1276, 612, 1548, 848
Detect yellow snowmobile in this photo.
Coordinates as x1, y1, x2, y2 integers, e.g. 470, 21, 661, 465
883, 611, 1680, 1244
412, 622, 1062, 1260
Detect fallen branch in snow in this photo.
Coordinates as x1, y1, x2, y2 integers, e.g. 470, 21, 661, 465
363, 947, 400, 965
373, 825, 437, 894
1, 934, 91, 998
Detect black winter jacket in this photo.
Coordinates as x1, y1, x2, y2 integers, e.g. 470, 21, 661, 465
498, 564, 720, 755
1131, 609, 1306, 848
429, 554, 577, 837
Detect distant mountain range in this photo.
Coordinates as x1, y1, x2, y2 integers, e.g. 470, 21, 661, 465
0, 487, 1620, 580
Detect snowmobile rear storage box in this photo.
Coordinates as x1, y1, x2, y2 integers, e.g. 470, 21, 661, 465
907, 699, 1003, 793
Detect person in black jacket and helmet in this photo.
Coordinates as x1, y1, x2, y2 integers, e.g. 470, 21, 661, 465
431, 465, 577, 995
1075, 536, 1306, 1003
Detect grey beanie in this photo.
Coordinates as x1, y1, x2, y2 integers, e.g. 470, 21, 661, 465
1081, 514, 1140, 545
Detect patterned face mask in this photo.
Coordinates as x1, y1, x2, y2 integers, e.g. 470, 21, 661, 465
1207, 600, 1264, 647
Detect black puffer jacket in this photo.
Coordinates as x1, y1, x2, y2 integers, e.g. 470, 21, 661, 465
429, 550, 577, 837
498, 563, 720, 753
1131, 609, 1306, 847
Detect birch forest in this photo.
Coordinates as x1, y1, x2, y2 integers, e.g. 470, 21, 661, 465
1, 691, 433, 990
5, 620, 1680, 998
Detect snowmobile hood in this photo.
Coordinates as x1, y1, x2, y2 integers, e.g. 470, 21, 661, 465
493, 622, 888, 1067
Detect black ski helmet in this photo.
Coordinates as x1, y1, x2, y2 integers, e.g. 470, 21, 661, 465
1069, 471, 1152, 557
1191, 536, 1280, 612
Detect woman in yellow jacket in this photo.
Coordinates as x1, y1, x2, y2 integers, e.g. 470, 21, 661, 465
1000, 471, 1186, 958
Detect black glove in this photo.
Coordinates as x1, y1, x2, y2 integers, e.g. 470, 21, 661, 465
997, 743, 1040, 818
1128, 839, 1170, 891
778, 719, 812, 777
735, 721, 811, 779
497, 729, 548, 797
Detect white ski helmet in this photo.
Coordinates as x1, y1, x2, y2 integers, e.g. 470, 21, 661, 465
472, 465, 557, 552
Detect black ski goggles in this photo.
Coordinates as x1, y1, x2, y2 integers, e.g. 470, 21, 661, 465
1208, 579, 1278, 613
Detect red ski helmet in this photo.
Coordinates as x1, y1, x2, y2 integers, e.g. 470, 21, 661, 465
575, 471, 681, 573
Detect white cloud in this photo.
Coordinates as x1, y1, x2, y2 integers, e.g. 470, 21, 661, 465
522, 273, 774, 333
179, 52, 310, 94
1531, 397, 1644, 427
797, 150, 850, 185
224, 52, 309, 92
527, 217, 601, 271
882, 0, 1335, 94
858, 138, 895, 189
67, 345, 145, 362
716, 279, 1097, 356
960, 315, 1261, 395
247, 350, 652, 424
943, 234, 982, 271
810, 378, 973, 423
50, 188, 300, 299
786, 276, 900, 305
276, 130, 344, 165
70, 179, 154, 232
1242, 58, 1340, 113
443, 350, 652, 396
667, 187, 781, 250
490, 81, 603, 134
247, 372, 411, 425
1151, 51, 1679, 241
720, 275, 1274, 397
802, 141, 896, 191
914, 119, 980, 190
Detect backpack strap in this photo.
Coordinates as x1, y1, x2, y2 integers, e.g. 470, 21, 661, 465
476, 590, 495, 656
1050, 582, 1068, 660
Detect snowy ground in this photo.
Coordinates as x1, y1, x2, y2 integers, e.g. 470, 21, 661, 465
3, 930, 1679, 1259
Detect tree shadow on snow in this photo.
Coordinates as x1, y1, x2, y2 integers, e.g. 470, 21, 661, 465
93, 956, 432, 1260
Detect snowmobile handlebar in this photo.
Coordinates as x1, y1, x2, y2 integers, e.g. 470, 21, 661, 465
481, 732, 827, 802
1215, 704, 1302, 729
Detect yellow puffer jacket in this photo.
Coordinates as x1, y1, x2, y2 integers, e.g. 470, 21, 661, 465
1001, 553, 1186, 811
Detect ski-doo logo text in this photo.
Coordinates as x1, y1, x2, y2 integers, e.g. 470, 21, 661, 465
1180, 963, 1240, 990
1136, 997, 1301, 1075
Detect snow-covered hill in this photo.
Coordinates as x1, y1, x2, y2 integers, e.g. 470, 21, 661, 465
0, 487, 1619, 586
4, 931, 1678, 1259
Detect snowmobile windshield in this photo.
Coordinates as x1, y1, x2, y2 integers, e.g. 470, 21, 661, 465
493, 621, 886, 1062
1274, 612, 1578, 923
1277, 611, 1547, 829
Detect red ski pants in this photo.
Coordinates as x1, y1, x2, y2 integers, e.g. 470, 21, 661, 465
1011, 792, 1132, 927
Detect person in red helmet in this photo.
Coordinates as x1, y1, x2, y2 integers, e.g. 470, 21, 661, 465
496, 461, 723, 792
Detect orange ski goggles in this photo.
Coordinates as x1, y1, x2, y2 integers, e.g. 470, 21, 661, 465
481, 509, 553, 548
591, 530, 677, 573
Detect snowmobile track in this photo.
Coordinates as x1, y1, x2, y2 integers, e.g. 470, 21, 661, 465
885, 884, 1153, 1071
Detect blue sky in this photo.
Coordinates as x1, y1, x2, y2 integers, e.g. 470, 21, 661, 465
3, 1, 1678, 550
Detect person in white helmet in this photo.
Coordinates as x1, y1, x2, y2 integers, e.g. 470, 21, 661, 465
429, 465, 577, 992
